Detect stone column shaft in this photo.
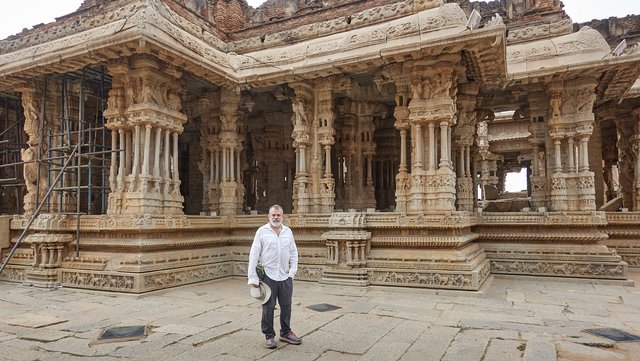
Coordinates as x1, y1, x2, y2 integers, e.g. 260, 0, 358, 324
428, 123, 436, 171
110, 130, 118, 191
142, 124, 152, 177
164, 129, 170, 181
153, 127, 162, 178
399, 129, 407, 171
580, 137, 589, 171
439, 122, 449, 169
132, 125, 141, 177
172, 132, 179, 181
568, 137, 575, 172
465, 146, 471, 177
554, 139, 562, 173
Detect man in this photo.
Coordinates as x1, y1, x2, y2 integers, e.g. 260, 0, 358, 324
248, 204, 301, 349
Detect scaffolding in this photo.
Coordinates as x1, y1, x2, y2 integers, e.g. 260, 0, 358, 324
0, 66, 113, 271
44, 68, 112, 215
0, 93, 24, 214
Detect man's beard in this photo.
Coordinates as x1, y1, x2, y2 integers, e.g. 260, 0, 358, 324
269, 219, 281, 228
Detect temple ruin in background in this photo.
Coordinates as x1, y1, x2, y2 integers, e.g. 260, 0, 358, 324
0, 0, 639, 292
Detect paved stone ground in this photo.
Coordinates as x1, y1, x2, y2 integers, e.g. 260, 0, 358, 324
1, 272, 639, 361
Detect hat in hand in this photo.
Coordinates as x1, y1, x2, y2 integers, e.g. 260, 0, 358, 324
250, 281, 271, 305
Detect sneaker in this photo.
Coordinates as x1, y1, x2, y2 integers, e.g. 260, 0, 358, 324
265, 338, 277, 349
279, 331, 302, 345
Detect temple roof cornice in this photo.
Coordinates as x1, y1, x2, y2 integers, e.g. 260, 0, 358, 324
507, 26, 640, 101
0, 2, 507, 92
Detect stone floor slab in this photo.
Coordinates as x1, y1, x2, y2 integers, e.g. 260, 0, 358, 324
0, 272, 638, 360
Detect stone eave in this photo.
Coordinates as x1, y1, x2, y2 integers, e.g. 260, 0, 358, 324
233, 4, 507, 89
506, 26, 640, 100
623, 77, 640, 99
0, 17, 136, 90
0, 2, 507, 92
229, 0, 433, 53
0, 3, 237, 90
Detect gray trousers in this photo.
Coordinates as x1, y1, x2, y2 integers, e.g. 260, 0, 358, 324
261, 275, 293, 339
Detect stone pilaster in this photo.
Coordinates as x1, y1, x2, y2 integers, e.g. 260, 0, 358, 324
547, 79, 597, 211
104, 56, 187, 215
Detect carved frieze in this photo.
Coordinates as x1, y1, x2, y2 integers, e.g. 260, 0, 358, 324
369, 260, 489, 290
489, 260, 625, 279
507, 19, 572, 44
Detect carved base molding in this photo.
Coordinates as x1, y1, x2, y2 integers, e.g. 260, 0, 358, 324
25, 268, 60, 288
321, 268, 369, 286
1, 212, 633, 293
482, 243, 627, 279
61, 262, 232, 293
477, 211, 629, 280
603, 213, 640, 269
0, 265, 28, 283
369, 259, 490, 290
604, 238, 640, 268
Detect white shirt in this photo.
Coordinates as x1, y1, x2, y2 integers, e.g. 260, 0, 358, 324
247, 223, 298, 285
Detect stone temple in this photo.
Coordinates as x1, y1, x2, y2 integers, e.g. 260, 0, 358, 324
0, 0, 639, 293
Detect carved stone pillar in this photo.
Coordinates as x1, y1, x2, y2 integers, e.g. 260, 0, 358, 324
547, 79, 597, 211
317, 79, 336, 213
357, 102, 377, 210
104, 56, 187, 215
407, 60, 459, 212
614, 117, 635, 209
17, 81, 46, 216
454, 83, 478, 212
633, 108, 640, 210
392, 72, 411, 213
527, 91, 549, 210
599, 124, 618, 204
218, 86, 244, 216
192, 91, 220, 214
290, 83, 313, 214
476, 118, 501, 208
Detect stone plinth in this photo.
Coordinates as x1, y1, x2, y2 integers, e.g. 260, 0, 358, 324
0, 211, 631, 293
479, 211, 628, 280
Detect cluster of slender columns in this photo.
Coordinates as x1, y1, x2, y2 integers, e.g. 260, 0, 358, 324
109, 125, 180, 193
104, 56, 186, 215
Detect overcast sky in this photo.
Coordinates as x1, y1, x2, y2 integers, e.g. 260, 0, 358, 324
0, 0, 637, 40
